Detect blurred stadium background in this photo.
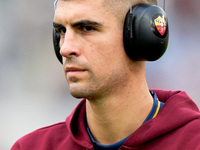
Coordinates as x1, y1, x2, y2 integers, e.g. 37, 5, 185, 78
0, 0, 200, 149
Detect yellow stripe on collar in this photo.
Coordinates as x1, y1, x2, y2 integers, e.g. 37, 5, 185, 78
153, 100, 161, 119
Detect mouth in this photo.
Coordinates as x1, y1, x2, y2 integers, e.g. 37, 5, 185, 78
65, 66, 87, 77
66, 66, 86, 72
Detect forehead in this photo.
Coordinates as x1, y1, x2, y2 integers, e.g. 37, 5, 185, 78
55, 0, 104, 10
54, 0, 113, 24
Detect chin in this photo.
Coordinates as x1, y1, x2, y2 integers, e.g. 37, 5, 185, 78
70, 87, 89, 99
70, 89, 98, 100
69, 83, 101, 100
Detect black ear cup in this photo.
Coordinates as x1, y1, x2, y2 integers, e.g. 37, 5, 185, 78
53, 28, 63, 64
123, 4, 169, 61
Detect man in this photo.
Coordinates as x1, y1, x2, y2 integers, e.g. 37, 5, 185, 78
11, 0, 200, 149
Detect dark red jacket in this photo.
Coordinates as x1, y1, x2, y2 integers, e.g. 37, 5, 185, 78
11, 90, 200, 150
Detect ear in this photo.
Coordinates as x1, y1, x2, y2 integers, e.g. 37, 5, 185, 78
53, 28, 63, 64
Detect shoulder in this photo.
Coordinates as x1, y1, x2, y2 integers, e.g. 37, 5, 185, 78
177, 118, 200, 149
35, 122, 67, 134
11, 99, 87, 150
11, 122, 69, 150
24, 122, 67, 139
181, 117, 200, 136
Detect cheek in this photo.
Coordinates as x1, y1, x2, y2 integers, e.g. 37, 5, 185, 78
88, 34, 125, 61
87, 45, 126, 80
82, 28, 127, 72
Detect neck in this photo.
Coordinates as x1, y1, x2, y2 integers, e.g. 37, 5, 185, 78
86, 70, 153, 145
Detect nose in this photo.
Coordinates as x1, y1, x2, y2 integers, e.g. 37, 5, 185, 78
59, 30, 81, 59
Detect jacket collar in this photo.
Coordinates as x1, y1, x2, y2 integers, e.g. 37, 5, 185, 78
65, 99, 93, 149
65, 90, 200, 149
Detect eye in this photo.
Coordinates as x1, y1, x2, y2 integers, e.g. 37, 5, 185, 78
81, 26, 95, 32
55, 27, 66, 35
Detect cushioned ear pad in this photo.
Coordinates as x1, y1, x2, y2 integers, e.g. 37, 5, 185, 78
53, 28, 63, 64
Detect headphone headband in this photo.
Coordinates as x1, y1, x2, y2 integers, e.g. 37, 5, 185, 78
54, 0, 58, 10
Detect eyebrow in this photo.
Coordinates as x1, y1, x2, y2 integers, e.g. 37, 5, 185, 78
53, 22, 64, 28
53, 20, 103, 28
71, 20, 103, 28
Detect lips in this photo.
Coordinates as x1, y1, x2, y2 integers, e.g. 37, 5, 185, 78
65, 66, 86, 73
65, 66, 87, 78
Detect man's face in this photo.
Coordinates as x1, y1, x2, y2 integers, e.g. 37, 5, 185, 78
53, 0, 132, 100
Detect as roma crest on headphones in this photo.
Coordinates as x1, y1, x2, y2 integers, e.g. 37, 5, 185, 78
153, 14, 167, 37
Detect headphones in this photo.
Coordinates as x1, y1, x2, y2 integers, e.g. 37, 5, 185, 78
53, 3, 169, 64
